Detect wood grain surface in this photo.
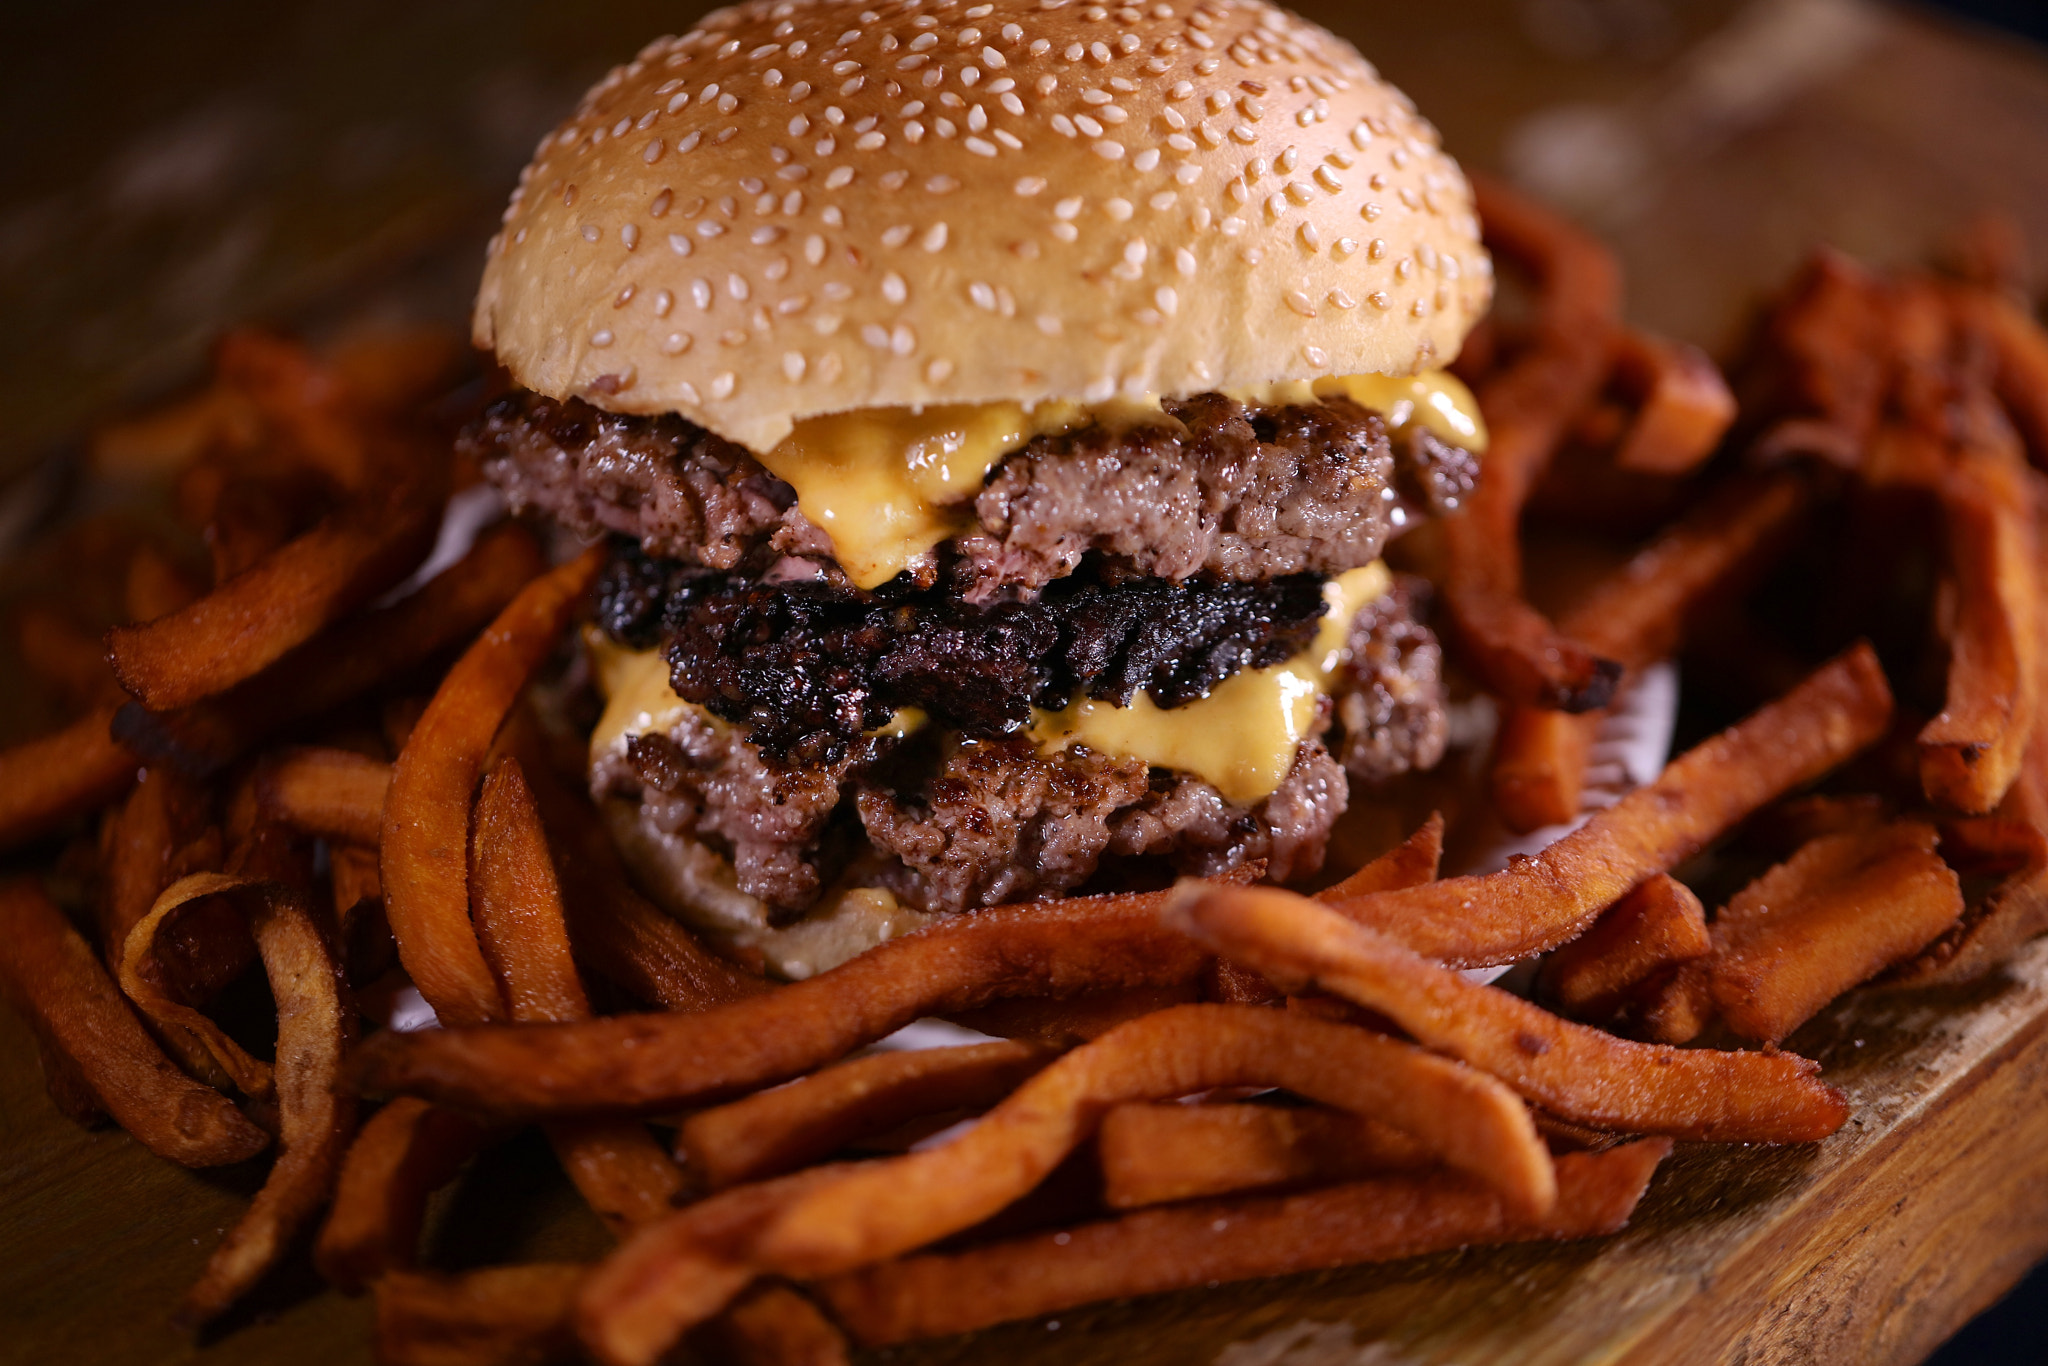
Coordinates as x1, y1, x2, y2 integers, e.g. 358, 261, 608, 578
5, 2, 2048, 1364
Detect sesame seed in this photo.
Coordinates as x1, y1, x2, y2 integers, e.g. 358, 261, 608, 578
698, 221, 725, 238
1155, 285, 1178, 314
1284, 290, 1315, 317
1094, 140, 1125, 158
1229, 123, 1256, 143
1368, 238, 1387, 260
882, 271, 908, 304
1368, 290, 1390, 309
966, 135, 998, 155
1014, 175, 1047, 195
614, 285, 636, 307
1334, 237, 1357, 258
691, 279, 713, 309
591, 328, 615, 346
1051, 221, 1079, 242
1362, 202, 1383, 221
1133, 148, 1159, 170
1302, 344, 1328, 367
711, 372, 737, 399
783, 351, 807, 380
581, 224, 600, 242
1175, 163, 1201, 184
1298, 222, 1320, 249
1411, 298, 1428, 317
1075, 113, 1104, 137
882, 224, 913, 248
825, 167, 855, 189
650, 188, 674, 217
662, 332, 691, 354
922, 222, 949, 251
970, 281, 998, 310
862, 322, 890, 349
1105, 197, 1134, 220
1329, 288, 1357, 308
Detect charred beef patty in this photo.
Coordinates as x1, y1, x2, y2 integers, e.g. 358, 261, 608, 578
590, 573, 1447, 917
598, 550, 1328, 769
468, 390, 1472, 596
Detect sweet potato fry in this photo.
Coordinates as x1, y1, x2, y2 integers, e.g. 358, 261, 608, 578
374, 1263, 585, 1366
0, 879, 267, 1166
1315, 810, 1444, 901
1444, 176, 1623, 711
114, 520, 545, 777
349, 886, 1211, 1122
1332, 643, 1891, 966
817, 1140, 1671, 1347
1537, 874, 1710, 1022
0, 706, 139, 852
472, 759, 684, 1235
1958, 286, 2048, 467
1746, 249, 1893, 467
1493, 472, 1809, 830
1918, 421, 2038, 813
96, 764, 221, 961
1610, 329, 1737, 475
703, 1284, 850, 1366
1098, 1102, 1435, 1210
107, 426, 448, 709
503, 714, 767, 1012
679, 1040, 1058, 1191
764, 1004, 1552, 1258
1166, 882, 1848, 1144
256, 747, 390, 846
315, 1096, 490, 1293
581, 1006, 1551, 1364
1704, 822, 1962, 1043
179, 875, 358, 1327
119, 874, 277, 1099
383, 545, 605, 1028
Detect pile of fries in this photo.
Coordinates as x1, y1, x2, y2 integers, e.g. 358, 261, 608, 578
4, 183, 2048, 1366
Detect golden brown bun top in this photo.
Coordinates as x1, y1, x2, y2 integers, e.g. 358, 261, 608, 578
478, 0, 1492, 453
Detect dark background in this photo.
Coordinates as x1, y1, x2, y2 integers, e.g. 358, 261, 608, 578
3, 1, 2046, 1360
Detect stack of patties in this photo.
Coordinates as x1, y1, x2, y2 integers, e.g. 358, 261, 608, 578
462, 0, 1492, 976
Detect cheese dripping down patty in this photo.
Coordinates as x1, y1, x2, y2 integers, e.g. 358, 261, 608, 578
756, 372, 1484, 589
590, 561, 1390, 807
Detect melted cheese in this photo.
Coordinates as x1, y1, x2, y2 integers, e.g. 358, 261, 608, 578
1027, 561, 1391, 805
587, 630, 925, 759
592, 561, 1393, 807
754, 373, 1483, 589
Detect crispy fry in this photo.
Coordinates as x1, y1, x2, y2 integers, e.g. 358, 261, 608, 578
0, 706, 139, 853
256, 747, 391, 846
374, 1263, 585, 1366
1444, 176, 1623, 711
106, 401, 450, 708
581, 1006, 1551, 1364
1315, 810, 1445, 901
0, 879, 266, 1166
472, 759, 684, 1235
1747, 249, 1893, 467
119, 874, 276, 1099
349, 886, 1210, 1122
703, 1284, 850, 1366
97, 764, 221, 963
315, 1096, 489, 1294
679, 1040, 1057, 1191
1918, 414, 2038, 812
1493, 472, 1809, 830
1899, 726, 2048, 984
1537, 874, 1710, 1022
1702, 822, 1962, 1043
1331, 644, 1891, 966
1958, 287, 2048, 466
1167, 882, 1848, 1144
114, 520, 544, 777
1609, 330, 1737, 474
178, 875, 358, 1327
504, 714, 767, 1012
90, 384, 256, 481
818, 1140, 1670, 1347
382, 545, 605, 1028
1098, 1102, 1436, 1210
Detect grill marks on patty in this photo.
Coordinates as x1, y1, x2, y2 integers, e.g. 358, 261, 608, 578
647, 565, 1329, 769
467, 389, 1425, 594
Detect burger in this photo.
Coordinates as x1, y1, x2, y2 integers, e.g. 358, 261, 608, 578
461, 0, 1493, 978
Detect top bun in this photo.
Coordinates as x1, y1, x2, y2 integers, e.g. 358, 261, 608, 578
477, 0, 1492, 454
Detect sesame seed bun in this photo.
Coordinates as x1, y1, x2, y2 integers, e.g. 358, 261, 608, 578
477, 0, 1493, 455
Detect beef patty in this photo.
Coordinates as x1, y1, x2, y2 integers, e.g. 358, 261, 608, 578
590, 576, 1447, 918
467, 390, 1472, 598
